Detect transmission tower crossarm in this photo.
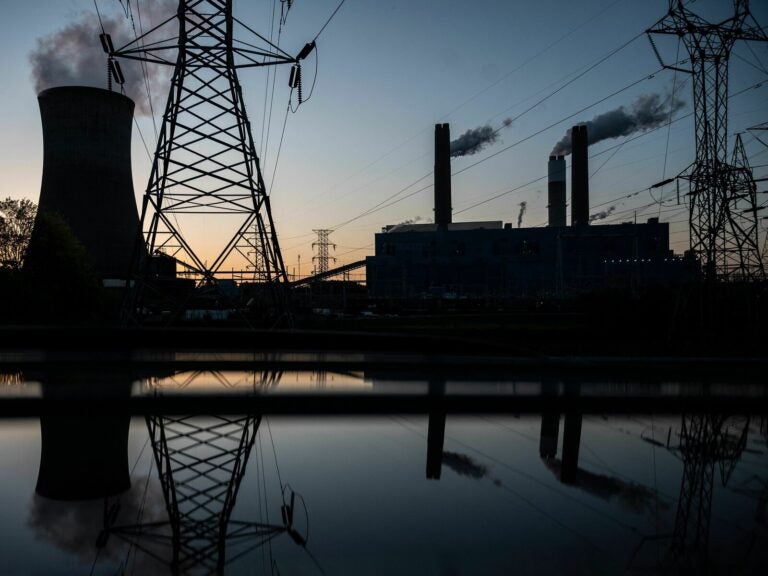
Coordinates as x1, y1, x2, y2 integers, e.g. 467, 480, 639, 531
110, 5, 299, 68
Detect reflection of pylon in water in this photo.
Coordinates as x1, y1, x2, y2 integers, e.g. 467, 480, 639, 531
107, 410, 308, 573
148, 414, 272, 572
669, 414, 749, 567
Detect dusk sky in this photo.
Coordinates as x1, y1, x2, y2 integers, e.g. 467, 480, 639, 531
1, 0, 767, 275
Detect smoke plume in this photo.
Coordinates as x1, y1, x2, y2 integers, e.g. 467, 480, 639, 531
442, 451, 489, 479
28, 476, 167, 571
589, 205, 615, 222
517, 201, 527, 228
29, 2, 176, 116
450, 117, 512, 157
551, 93, 685, 155
395, 216, 424, 226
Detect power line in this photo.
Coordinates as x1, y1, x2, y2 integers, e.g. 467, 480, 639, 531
313, 0, 348, 42
298, 0, 640, 212
325, 65, 669, 231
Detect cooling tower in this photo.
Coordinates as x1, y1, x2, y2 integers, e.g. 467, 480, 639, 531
547, 155, 566, 227
35, 376, 132, 500
35, 86, 140, 279
434, 123, 452, 228
571, 124, 589, 226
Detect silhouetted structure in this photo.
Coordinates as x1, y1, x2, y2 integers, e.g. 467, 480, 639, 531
434, 123, 452, 228
34, 86, 140, 282
547, 155, 566, 227
312, 229, 337, 275
113, 0, 300, 320
570, 125, 589, 227
648, 0, 766, 281
366, 123, 693, 299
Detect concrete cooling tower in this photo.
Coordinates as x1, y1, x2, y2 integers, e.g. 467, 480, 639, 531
36, 86, 140, 280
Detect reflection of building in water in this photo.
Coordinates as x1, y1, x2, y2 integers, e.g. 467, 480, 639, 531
426, 379, 446, 480
539, 410, 752, 571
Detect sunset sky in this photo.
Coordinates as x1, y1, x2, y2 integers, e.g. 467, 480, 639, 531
1, 0, 767, 276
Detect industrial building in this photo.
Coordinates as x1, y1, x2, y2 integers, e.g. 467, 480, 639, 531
366, 123, 694, 299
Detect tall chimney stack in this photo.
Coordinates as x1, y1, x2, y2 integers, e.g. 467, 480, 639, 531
434, 123, 452, 228
547, 155, 566, 227
571, 124, 589, 226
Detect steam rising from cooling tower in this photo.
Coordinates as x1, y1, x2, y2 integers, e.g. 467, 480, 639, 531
450, 118, 512, 157
29, 1, 175, 116
551, 93, 684, 155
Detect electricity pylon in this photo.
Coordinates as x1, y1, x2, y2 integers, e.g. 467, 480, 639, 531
312, 229, 336, 274
111, 1, 313, 320
647, 0, 766, 281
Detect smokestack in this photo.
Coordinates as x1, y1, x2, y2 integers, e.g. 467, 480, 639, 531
571, 125, 589, 226
34, 86, 141, 279
434, 123, 452, 228
547, 155, 566, 227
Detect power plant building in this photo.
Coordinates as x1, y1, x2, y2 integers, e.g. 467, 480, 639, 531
366, 124, 694, 299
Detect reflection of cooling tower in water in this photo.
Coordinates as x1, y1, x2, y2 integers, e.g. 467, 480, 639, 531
35, 378, 131, 500
34, 86, 140, 280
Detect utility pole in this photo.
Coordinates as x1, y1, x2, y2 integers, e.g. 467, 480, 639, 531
312, 229, 336, 274
647, 0, 766, 281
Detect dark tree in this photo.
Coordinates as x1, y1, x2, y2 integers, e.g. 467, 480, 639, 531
23, 212, 103, 323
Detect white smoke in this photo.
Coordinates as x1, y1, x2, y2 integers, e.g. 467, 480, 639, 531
29, 2, 176, 116
552, 93, 685, 155
450, 118, 512, 157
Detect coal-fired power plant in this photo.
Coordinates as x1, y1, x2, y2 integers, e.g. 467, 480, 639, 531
366, 121, 692, 298
570, 124, 590, 227
547, 155, 566, 227
35, 86, 140, 281
434, 123, 452, 227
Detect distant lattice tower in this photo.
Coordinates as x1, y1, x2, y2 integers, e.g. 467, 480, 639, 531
312, 229, 336, 274
647, 0, 766, 281
111, 0, 314, 320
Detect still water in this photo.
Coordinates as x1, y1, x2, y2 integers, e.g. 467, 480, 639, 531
0, 368, 766, 575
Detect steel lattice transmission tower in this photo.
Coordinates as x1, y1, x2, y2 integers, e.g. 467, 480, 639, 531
112, 0, 305, 315
668, 414, 748, 568
647, 0, 766, 281
312, 229, 336, 274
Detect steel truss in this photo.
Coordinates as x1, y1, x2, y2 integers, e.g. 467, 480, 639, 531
108, 414, 299, 574
648, 0, 766, 281
669, 414, 749, 567
311, 229, 336, 275
113, 0, 298, 318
